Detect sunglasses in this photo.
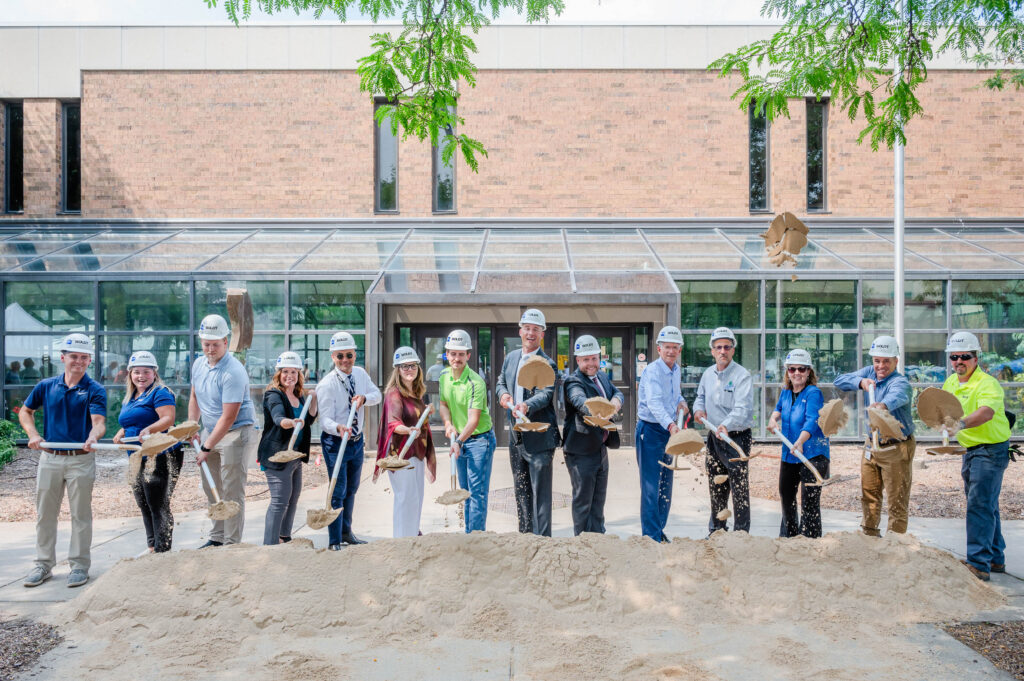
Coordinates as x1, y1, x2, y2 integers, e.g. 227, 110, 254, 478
333, 352, 356, 360
949, 353, 975, 362
787, 366, 809, 373
712, 345, 734, 351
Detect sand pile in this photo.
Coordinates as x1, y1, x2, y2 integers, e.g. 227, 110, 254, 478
56, 531, 1000, 681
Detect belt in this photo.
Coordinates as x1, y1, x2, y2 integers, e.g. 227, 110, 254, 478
967, 441, 1005, 452
45, 449, 89, 456
465, 432, 489, 442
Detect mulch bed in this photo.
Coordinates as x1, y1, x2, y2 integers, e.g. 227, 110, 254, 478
944, 621, 1024, 680
0, 616, 63, 679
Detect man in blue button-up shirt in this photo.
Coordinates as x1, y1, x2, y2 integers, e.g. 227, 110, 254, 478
635, 325, 689, 541
834, 335, 916, 536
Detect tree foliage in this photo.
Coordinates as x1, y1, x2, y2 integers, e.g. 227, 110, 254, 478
711, 1, 1024, 150
206, 0, 565, 171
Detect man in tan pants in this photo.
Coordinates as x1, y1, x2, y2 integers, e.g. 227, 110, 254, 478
189, 314, 257, 546
835, 335, 916, 535
20, 333, 107, 588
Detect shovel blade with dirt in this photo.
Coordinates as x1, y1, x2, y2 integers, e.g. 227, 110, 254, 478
199, 459, 241, 520
307, 408, 357, 530
269, 393, 315, 463
917, 387, 967, 457
436, 447, 471, 505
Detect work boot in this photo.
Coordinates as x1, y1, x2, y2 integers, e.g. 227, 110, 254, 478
991, 563, 1006, 573
961, 560, 991, 582
67, 569, 89, 588
342, 533, 367, 545
23, 566, 51, 588
199, 540, 223, 549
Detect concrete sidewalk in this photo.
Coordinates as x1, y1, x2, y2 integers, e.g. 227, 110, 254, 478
2, 447, 1023, 615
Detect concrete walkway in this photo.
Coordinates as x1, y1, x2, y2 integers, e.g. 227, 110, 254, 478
1, 448, 1022, 680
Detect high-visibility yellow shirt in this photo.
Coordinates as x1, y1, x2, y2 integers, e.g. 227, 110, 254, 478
942, 369, 1012, 448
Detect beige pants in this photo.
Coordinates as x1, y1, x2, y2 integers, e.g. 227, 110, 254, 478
200, 425, 255, 544
861, 436, 916, 535
36, 451, 95, 572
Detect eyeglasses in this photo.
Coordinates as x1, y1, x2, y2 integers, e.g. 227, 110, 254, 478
712, 345, 734, 352
949, 353, 975, 362
398, 364, 419, 372
787, 366, 809, 374
333, 352, 356, 360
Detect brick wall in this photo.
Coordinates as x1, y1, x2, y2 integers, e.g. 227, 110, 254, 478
2, 70, 1022, 219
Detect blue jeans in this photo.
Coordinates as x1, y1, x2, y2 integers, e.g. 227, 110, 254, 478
962, 440, 1010, 571
321, 433, 365, 545
455, 430, 496, 533
636, 420, 673, 540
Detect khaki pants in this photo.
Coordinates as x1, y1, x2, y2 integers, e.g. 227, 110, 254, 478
200, 425, 255, 544
861, 436, 916, 535
36, 451, 95, 573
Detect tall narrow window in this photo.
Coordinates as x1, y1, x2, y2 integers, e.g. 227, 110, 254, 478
62, 102, 81, 213
806, 98, 828, 211
374, 99, 398, 213
432, 109, 456, 213
4, 102, 23, 213
748, 101, 769, 211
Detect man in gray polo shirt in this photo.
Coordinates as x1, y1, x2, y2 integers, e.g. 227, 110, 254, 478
189, 313, 256, 547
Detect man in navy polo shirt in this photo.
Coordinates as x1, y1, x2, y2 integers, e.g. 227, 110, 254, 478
19, 333, 107, 588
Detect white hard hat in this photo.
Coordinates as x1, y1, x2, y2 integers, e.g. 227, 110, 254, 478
198, 314, 230, 340
945, 331, 982, 354
393, 346, 421, 366
656, 325, 684, 345
329, 331, 357, 352
445, 329, 472, 351
868, 335, 899, 358
275, 351, 304, 370
61, 333, 94, 356
573, 335, 601, 357
709, 327, 737, 348
127, 351, 158, 369
784, 348, 813, 368
519, 308, 547, 330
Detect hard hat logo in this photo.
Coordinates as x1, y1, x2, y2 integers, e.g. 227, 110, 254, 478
656, 326, 684, 345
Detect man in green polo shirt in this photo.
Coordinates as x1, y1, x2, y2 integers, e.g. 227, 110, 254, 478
438, 329, 496, 533
942, 331, 1013, 581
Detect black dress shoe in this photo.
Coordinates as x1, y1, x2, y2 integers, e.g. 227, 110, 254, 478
199, 540, 223, 549
342, 533, 367, 545
660, 533, 671, 544
328, 543, 344, 551
279, 536, 292, 543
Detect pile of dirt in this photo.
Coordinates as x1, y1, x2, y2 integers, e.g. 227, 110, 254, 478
53, 531, 1001, 680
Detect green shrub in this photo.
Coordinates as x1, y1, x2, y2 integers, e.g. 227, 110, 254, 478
0, 420, 17, 472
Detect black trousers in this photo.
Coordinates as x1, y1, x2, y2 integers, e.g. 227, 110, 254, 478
779, 455, 830, 538
132, 448, 184, 552
564, 448, 609, 535
509, 441, 553, 536
705, 429, 752, 533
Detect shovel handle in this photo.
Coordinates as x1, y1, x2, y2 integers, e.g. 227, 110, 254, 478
325, 408, 358, 508
199, 460, 222, 504
41, 441, 136, 451
676, 410, 686, 430
769, 427, 826, 485
867, 385, 881, 448
396, 404, 433, 460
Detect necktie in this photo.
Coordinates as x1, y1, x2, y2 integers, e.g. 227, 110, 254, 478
592, 376, 609, 442
345, 373, 359, 437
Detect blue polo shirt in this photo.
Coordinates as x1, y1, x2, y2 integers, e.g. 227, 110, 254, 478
774, 385, 829, 463
118, 385, 177, 438
190, 353, 255, 430
24, 373, 107, 446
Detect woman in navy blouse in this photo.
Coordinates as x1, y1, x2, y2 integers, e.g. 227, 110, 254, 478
112, 351, 182, 552
767, 349, 830, 538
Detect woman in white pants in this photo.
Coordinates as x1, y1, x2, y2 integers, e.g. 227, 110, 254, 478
374, 346, 436, 537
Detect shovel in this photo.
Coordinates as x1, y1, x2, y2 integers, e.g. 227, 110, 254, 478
41, 441, 139, 453
435, 449, 471, 506
119, 432, 181, 479
916, 387, 967, 456
306, 408, 357, 530
660, 412, 696, 470
377, 405, 433, 473
865, 385, 899, 458
199, 458, 241, 520
698, 417, 750, 461
768, 425, 851, 487
269, 393, 315, 463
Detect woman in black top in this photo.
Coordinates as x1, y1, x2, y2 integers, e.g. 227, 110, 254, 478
258, 351, 317, 545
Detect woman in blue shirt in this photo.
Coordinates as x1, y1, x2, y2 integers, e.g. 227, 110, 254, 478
767, 349, 830, 538
112, 351, 181, 553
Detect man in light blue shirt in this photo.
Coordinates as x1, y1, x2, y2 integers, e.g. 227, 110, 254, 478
693, 327, 754, 534
189, 314, 256, 547
833, 335, 915, 536
635, 325, 689, 542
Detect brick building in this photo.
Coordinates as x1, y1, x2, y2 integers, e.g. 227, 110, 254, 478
1, 23, 1022, 444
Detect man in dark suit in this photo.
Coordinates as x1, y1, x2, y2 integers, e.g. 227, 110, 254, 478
562, 334, 623, 535
495, 308, 559, 536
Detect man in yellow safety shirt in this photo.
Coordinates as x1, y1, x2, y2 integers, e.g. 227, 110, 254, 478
941, 331, 1013, 581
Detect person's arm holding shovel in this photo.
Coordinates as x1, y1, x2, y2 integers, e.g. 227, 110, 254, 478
137, 405, 175, 441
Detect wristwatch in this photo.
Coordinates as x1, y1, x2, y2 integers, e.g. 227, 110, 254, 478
958, 419, 967, 431
200, 444, 212, 453
453, 437, 464, 447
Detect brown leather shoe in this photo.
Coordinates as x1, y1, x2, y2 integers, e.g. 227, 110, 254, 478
961, 559, 991, 581
990, 563, 1006, 573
